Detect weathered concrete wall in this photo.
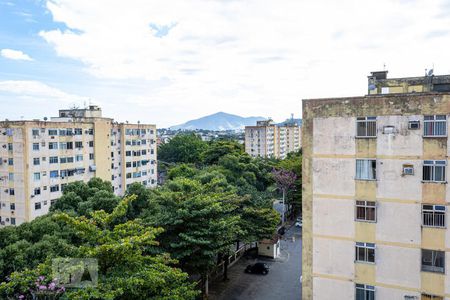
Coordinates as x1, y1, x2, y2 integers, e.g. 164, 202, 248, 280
303, 92, 450, 299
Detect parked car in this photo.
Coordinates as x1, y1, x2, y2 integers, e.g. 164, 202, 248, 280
245, 263, 270, 275
278, 226, 286, 235
295, 217, 302, 228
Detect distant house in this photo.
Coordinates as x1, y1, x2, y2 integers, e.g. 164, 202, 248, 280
258, 235, 281, 258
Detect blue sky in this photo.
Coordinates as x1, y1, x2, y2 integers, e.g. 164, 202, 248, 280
1, 0, 450, 127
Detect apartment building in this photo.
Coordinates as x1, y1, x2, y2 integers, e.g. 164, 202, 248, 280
0, 106, 157, 226
302, 71, 450, 300
245, 119, 301, 159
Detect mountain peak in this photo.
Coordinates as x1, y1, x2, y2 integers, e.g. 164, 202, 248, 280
169, 112, 266, 131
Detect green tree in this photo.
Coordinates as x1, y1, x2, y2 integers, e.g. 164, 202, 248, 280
147, 177, 242, 295
0, 196, 199, 300
50, 178, 119, 216
202, 140, 243, 165
167, 163, 198, 180
158, 133, 207, 164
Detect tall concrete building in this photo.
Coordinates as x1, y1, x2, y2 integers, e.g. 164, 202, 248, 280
302, 71, 450, 300
0, 106, 157, 226
245, 118, 301, 159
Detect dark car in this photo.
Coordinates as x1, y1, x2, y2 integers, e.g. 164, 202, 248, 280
245, 263, 270, 275
277, 226, 286, 235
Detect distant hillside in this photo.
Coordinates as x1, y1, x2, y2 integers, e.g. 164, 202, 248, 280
169, 112, 266, 131
277, 118, 302, 126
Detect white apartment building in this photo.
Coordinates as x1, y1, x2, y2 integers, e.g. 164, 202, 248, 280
302, 71, 450, 300
245, 119, 301, 159
0, 106, 157, 226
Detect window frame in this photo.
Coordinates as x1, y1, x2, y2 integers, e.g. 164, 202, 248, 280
421, 249, 445, 274
356, 116, 377, 138
356, 159, 377, 181
355, 283, 375, 300
355, 242, 376, 264
422, 204, 446, 228
424, 115, 447, 137
423, 160, 447, 183
355, 200, 377, 222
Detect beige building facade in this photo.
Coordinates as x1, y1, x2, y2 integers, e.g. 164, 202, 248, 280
303, 72, 450, 300
245, 120, 301, 159
0, 106, 157, 226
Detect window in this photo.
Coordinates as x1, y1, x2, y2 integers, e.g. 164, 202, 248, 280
126, 173, 132, 179
422, 249, 445, 273
356, 117, 377, 138
355, 284, 375, 300
34, 187, 41, 195
10, 203, 15, 210
9, 188, 14, 196
423, 160, 446, 182
422, 205, 446, 228
75, 141, 83, 149
50, 170, 59, 178
75, 154, 83, 162
421, 293, 444, 300
356, 159, 376, 180
74, 128, 82, 135
150, 149, 154, 155
8, 143, 13, 151
66, 142, 73, 149
49, 156, 58, 164
356, 201, 376, 222
8, 158, 13, 166
35, 202, 41, 210
60, 157, 67, 164
11, 217, 15, 225
126, 162, 131, 168
88, 128, 94, 135
89, 153, 94, 160
67, 156, 74, 163
89, 141, 94, 147
33, 143, 40, 151
33, 157, 40, 165
48, 129, 58, 136
49, 142, 58, 150
355, 242, 375, 263
33, 172, 40, 181
9, 173, 14, 181
32, 129, 39, 136
424, 115, 447, 137
50, 185, 59, 192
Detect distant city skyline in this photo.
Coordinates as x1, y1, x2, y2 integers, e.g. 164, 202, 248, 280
1, 0, 450, 127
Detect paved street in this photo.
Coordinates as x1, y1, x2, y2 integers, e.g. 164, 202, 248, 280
209, 224, 302, 300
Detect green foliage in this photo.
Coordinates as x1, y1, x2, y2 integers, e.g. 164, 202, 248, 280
202, 140, 243, 165
50, 178, 119, 216
167, 163, 197, 180
239, 207, 280, 243
158, 133, 207, 164
1, 197, 199, 300
146, 177, 243, 275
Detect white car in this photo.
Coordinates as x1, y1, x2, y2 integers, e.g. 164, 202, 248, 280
295, 217, 302, 227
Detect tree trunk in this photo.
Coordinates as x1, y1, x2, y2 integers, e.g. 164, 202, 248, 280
223, 255, 229, 281
201, 273, 209, 299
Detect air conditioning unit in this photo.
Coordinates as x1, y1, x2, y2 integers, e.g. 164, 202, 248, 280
408, 120, 420, 130
403, 165, 414, 175
383, 126, 395, 134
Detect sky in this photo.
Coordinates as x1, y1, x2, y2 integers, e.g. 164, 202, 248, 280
1, 0, 450, 128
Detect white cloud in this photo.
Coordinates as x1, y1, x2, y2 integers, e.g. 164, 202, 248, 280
0, 49, 33, 61
34, 0, 450, 126
0, 80, 87, 104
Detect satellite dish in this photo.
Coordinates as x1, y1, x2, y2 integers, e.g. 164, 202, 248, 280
428, 69, 434, 76
44, 117, 48, 121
